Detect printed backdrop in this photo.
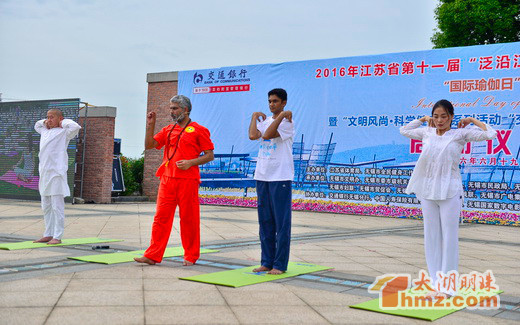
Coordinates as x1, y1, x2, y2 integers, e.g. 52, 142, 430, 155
0, 99, 80, 200
178, 42, 520, 226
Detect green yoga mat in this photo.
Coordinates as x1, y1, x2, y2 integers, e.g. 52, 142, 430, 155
68, 247, 219, 264
350, 290, 502, 321
180, 262, 332, 287
0, 237, 122, 250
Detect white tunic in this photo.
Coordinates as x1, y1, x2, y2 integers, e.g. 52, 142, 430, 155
400, 119, 496, 200
34, 119, 81, 196
254, 116, 295, 182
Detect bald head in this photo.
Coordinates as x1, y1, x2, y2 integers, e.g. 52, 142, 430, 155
46, 109, 64, 128
47, 109, 63, 118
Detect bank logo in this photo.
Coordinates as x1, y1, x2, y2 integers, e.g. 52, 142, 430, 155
193, 72, 203, 84
192, 67, 252, 94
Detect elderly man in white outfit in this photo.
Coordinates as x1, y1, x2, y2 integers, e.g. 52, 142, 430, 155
33, 109, 81, 245
400, 99, 496, 298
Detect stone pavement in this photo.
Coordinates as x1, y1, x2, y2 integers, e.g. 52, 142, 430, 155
0, 198, 518, 324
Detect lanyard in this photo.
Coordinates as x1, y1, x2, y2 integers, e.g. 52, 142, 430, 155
165, 119, 191, 167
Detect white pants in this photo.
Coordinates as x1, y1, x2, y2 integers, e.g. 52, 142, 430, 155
41, 195, 65, 240
420, 192, 462, 295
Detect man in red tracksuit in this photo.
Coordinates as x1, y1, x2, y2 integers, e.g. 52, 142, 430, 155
135, 95, 214, 266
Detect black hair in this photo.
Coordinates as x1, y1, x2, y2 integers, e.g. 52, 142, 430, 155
432, 99, 454, 116
268, 88, 287, 102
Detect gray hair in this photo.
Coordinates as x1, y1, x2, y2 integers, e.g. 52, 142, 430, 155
170, 95, 192, 112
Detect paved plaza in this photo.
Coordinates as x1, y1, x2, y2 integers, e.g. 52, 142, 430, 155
0, 198, 518, 324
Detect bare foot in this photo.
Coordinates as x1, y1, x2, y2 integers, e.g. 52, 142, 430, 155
267, 268, 285, 275
33, 236, 52, 243
47, 239, 62, 245
252, 266, 271, 272
437, 292, 453, 299
134, 256, 156, 265
419, 291, 438, 301
420, 291, 443, 301
183, 260, 194, 266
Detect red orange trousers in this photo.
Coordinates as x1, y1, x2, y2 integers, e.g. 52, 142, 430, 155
144, 177, 200, 263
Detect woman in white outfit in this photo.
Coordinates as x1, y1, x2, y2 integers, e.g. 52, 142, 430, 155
400, 99, 496, 297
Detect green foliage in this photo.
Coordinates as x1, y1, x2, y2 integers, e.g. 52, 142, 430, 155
120, 155, 144, 196
432, 0, 520, 48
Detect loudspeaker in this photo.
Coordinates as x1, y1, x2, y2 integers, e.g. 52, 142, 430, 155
113, 138, 121, 155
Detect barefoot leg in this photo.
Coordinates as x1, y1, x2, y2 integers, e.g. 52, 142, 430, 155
183, 260, 194, 266
418, 290, 439, 301
252, 265, 271, 272
267, 268, 285, 275
134, 256, 156, 265
47, 238, 62, 245
33, 236, 53, 243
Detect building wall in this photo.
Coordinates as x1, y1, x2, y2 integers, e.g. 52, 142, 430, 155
143, 72, 179, 200
74, 106, 116, 203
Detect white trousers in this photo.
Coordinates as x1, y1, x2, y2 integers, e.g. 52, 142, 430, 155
420, 192, 462, 294
41, 195, 65, 240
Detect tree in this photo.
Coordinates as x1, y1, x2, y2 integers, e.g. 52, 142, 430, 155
120, 155, 144, 196
432, 0, 520, 48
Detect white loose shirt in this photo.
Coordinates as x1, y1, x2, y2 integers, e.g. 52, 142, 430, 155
35, 119, 82, 196
254, 116, 295, 182
400, 119, 496, 200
